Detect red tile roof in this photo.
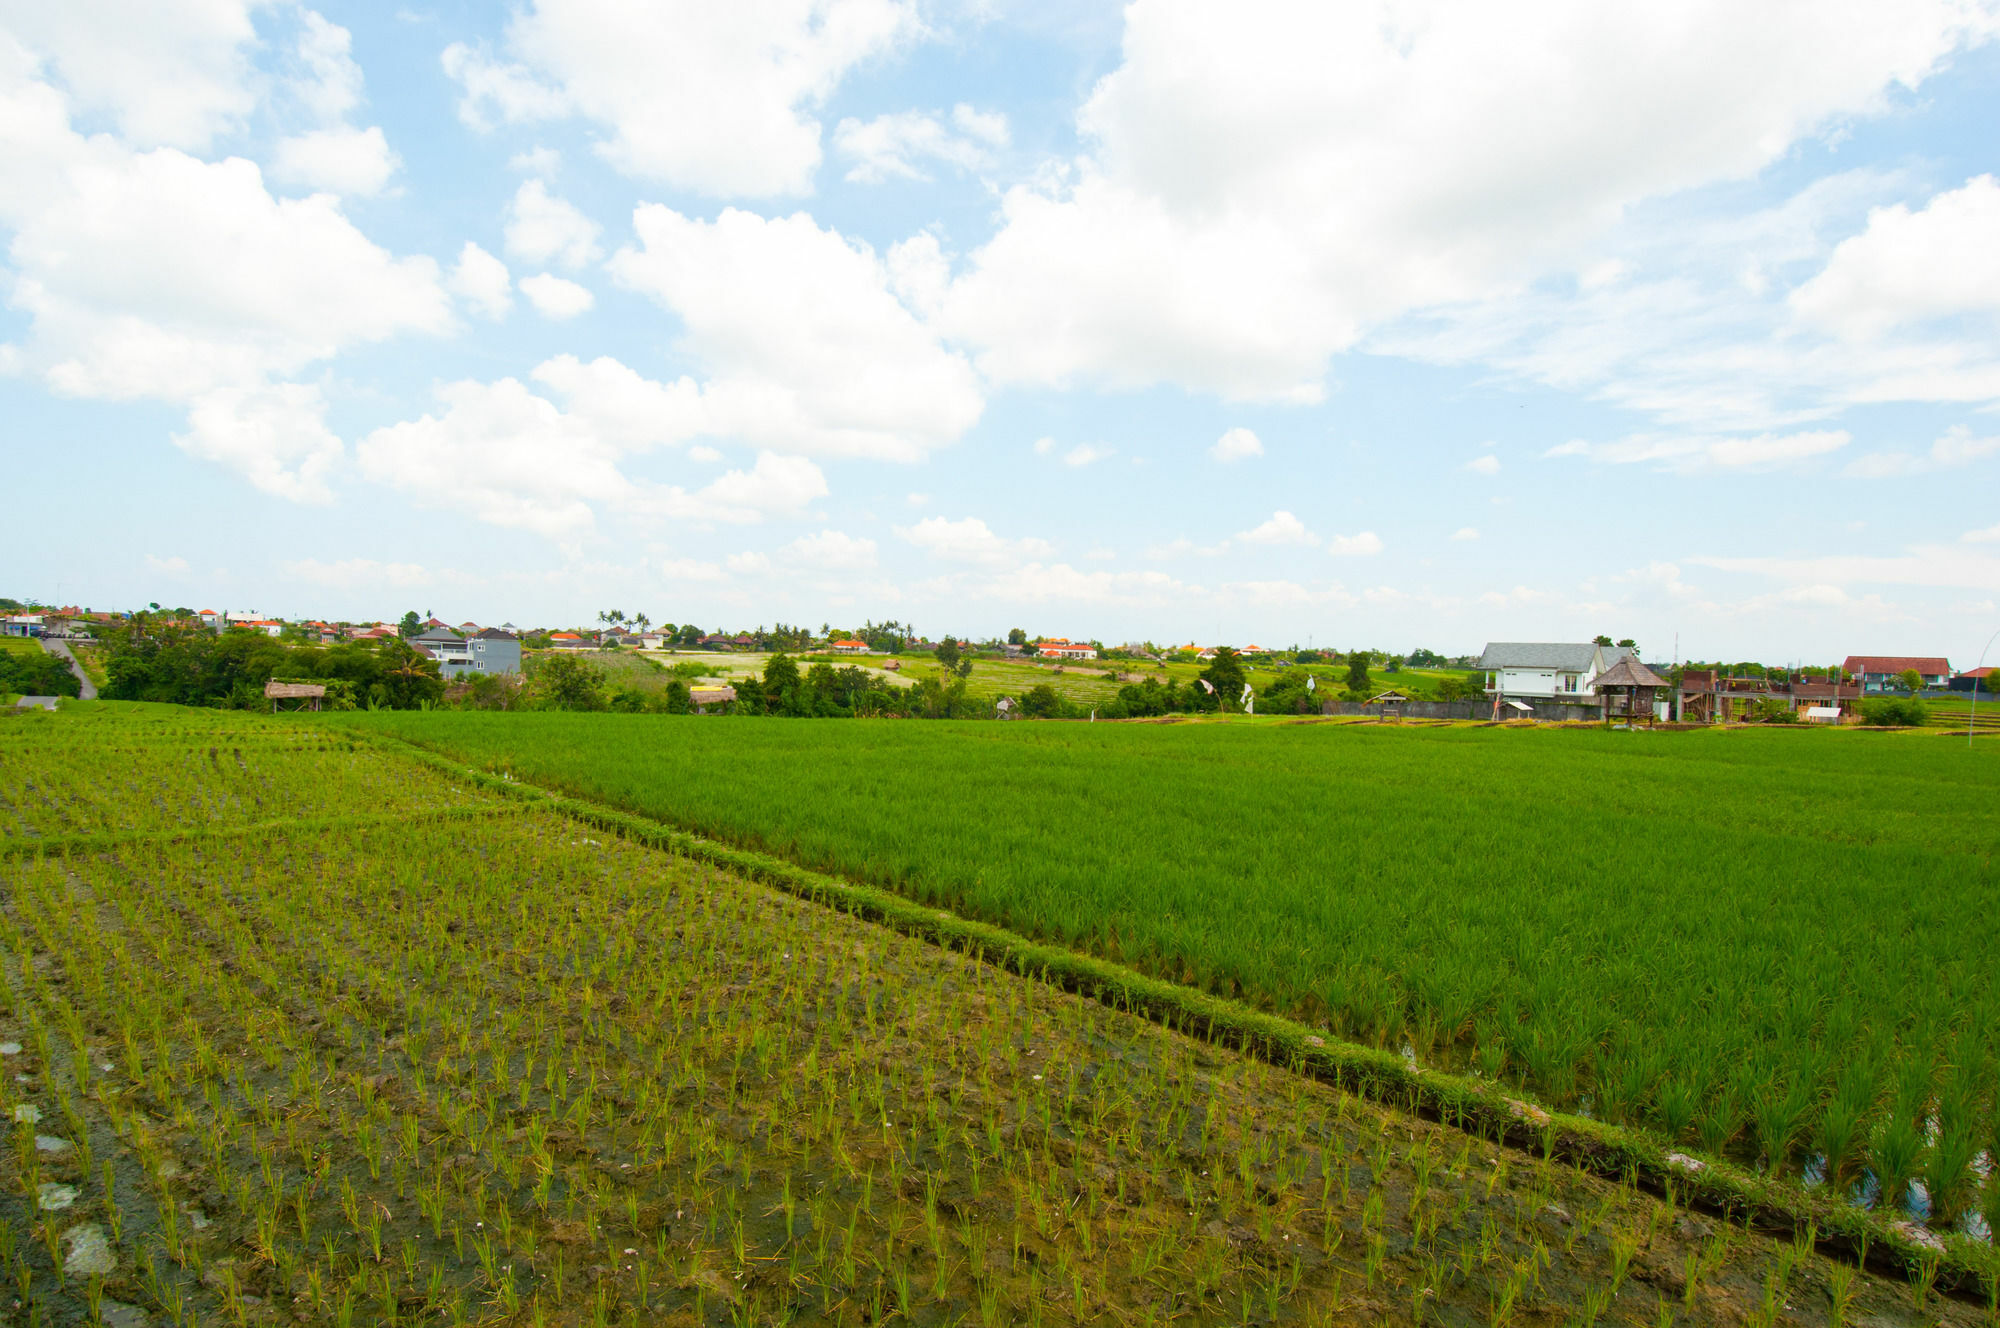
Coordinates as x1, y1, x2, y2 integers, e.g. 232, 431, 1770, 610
1842, 655, 1950, 675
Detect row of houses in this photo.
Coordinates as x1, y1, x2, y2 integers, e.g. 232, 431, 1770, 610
1479, 644, 1978, 721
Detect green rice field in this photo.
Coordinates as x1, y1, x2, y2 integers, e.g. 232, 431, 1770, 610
344, 712, 2000, 1229
16, 703, 1980, 1325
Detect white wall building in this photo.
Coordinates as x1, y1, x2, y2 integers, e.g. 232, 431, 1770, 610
1477, 642, 1634, 701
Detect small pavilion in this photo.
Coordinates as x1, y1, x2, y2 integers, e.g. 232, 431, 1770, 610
1592, 657, 1669, 726
264, 680, 326, 713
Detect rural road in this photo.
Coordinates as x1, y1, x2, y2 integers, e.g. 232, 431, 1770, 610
40, 636, 97, 699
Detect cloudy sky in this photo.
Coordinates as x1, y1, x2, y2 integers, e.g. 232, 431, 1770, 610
4, 1, 1999, 662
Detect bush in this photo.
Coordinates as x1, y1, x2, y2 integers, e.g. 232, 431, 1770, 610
1859, 698, 1929, 728
1752, 698, 1798, 724
0, 647, 81, 698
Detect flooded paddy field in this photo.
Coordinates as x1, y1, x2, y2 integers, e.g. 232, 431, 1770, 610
1, 705, 1987, 1324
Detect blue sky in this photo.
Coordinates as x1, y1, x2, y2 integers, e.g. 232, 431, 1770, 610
4, 1, 1999, 664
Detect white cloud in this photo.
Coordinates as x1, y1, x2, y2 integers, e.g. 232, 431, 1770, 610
174, 383, 345, 504
1843, 425, 2000, 478
693, 451, 828, 518
3, 0, 261, 149
932, 1, 1998, 401
1032, 436, 1055, 455
529, 354, 704, 447
780, 528, 877, 570
1210, 426, 1262, 462
897, 516, 1054, 567
448, 242, 512, 319
1062, 444, 1110, 467
519, 273, 595, 319
357, 374, 828, 535
834, 103, 1008, 183
1965, 523, 2000, 544
1236, 510, 1317, 546
1548, 429, 1850, 473
905, 492, 928, 506
504, 179, 601, 269
287, 10, 365, 122
442, 0, 921, 196
144, 554, 189, 575
1326, 531, 1383, 557
689, 445, 722, 463
609, 206, 983, 460
283, 557, 433, 589
271, 126, 400, 197
1451, 526, 1479, 541
1465, 454, 1501, 475
0, 66, 450, 498
1792, 176, 2000, 339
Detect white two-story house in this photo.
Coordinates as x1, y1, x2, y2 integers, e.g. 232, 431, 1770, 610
1477, 642, 1635, 705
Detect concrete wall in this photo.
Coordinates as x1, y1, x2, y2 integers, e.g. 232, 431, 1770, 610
1320, 698, 1606, 721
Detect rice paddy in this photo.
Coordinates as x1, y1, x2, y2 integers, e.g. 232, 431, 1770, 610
341, 712, 2000, 1233
4, 703, 1990, 1324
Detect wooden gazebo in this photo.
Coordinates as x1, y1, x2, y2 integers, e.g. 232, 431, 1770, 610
1593, 656, 1669, 726
264, 680, 326, 713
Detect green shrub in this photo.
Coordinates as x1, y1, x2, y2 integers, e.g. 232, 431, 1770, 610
1859, 698, 1928, 727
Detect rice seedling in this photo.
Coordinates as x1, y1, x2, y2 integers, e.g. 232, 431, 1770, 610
1, 705, 1988, 1325
341, 708, 2000, 1190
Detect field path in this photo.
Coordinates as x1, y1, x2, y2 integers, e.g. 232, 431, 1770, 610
39, 635, 95, 698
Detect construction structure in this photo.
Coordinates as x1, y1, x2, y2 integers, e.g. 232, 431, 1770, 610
1675, 670, 1860, 723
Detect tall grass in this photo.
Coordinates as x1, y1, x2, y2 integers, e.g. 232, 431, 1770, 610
341, 712, 2000, 1192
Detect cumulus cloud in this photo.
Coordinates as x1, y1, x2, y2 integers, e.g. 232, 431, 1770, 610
1966, 523, 2000, 544
1326, 531, 1383, 557
0, 52, 451, 499
1465, 454, 1501, 475
1062, 444, 1110, 466
1451, 526, 1479, 541
504, 179, 601, 269
448, 242, 512, 318
1236, 510, 1317, 546
834, 103, 1008, 183
609, 206, 983, 460
2, 0, 261, 149
1210, 427, 1263, 462
356, 373, 827, 535
442, 0, 921, 196
897, 516, 1054, 567
519, 272, 595, 319
173, 383, 345, 504
1547, 429, 1850, 473
930, 1, 1998, 401
1792, 176, 2000, 339
271, 125, 400, 196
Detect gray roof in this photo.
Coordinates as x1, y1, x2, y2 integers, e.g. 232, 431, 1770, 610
473, 627, 517, 640
1477, 642, 1631, 671
1593, 656, 1668, 689
411, 627, 463, 644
